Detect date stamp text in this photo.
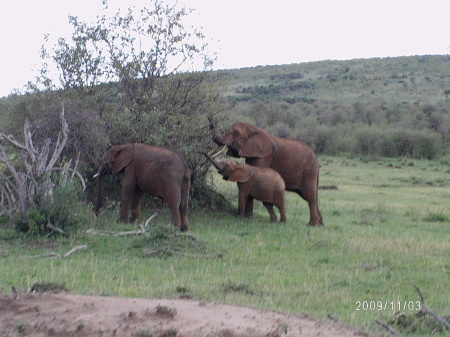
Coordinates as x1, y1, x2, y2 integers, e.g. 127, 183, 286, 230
355, 300, 421, 311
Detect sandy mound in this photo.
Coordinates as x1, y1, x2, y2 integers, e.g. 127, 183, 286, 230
0, 292, 372, 337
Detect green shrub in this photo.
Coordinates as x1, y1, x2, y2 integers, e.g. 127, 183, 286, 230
380, 129, 442, 159
12, 181, 94, 236
353, 126, 383, 156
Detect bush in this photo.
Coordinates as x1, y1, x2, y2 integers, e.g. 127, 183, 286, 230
380, 129, 442, 159
353, 126, 383, 156
351, 127, 442, 159
312, 125, 338, 154
13, 182, 94, 236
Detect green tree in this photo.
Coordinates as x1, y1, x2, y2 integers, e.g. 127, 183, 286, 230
36, 0, 225, 190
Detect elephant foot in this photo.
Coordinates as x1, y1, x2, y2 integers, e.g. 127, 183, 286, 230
307, 221, 324, 226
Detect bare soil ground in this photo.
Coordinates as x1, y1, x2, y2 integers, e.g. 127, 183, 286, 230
0, 292, 373, 337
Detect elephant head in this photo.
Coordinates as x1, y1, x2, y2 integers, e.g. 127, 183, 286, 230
94, 144, 136, 178
211, 122, 274, 159
93, 144, 137, 215
202, 152, 252, 182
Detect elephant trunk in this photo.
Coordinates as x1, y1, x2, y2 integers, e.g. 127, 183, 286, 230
93, 163, 108, 216
201, 152, 225, 171
212, 133, 225, 146
209, 118, 225, 146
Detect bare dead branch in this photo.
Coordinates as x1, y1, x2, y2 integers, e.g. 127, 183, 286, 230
46, 223, 69, 236
46, 107, 69, 172
0, 128, 29, 153
414, 285, 450, 330
375, 320, 402, 336
21, 245, 88, 259
0, 105, 84, 218
143, 212, 158, 228
85, 213, 158, 236
22, 252, 61, 259
142, 248, 223, 259
86, 227, 147, 236
63, 245, 88, 257
51, 167, 87, 190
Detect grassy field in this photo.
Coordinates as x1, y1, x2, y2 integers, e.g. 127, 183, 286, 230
1, 155, 449, 336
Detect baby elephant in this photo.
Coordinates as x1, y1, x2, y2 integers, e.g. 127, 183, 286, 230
202, 152, 286, 223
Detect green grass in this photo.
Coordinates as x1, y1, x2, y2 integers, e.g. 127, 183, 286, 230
0, 155, 449, 336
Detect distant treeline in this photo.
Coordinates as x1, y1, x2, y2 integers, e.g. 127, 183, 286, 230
219, 55, 450, 159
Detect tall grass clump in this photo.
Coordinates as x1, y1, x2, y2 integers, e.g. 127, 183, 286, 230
423, 210, 449, 223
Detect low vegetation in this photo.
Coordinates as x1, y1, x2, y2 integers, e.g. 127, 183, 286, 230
1, 155, 448, 336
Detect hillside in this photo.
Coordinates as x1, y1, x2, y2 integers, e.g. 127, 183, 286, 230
221, 55, 450, 104
217, 55, 450, 158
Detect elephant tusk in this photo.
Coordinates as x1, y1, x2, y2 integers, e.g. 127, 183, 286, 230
209, 145, 227, 158
93, 172, 100, 179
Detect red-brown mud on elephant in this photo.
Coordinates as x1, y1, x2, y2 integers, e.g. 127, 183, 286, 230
0, 292, 374, 337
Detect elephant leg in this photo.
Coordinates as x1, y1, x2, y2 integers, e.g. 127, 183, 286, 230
129, 189, 143, 223
170, 206, 182, 229
299, 185, 323, 226
263, 202, 277, 223
308, 202, 323, 226
237, 191, 249, 217
164, 191, 182, 229
119, 188, 132, 223
244, 196, 254, 217
179, 179, 190, 232
120, 173, 138, 223
277, 203, 287, 223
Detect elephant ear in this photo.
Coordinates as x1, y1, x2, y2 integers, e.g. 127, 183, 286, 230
107, 144, 136, 174
228, 166, 253, 183
239, 131, 273, 158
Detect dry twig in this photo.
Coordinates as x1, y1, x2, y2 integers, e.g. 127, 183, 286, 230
375, 320, 402, 336
86, 213, 158, 236
46, 223, 68, 236
414, 285, 450, 330
63, 245, 88, 257
21, 245, 87, 259
142, 248, 223, 259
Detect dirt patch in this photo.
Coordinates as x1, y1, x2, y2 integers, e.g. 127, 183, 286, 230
0, 292, 373, 337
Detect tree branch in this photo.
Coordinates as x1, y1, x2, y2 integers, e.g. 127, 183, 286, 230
414, 285, 450, 330
374, 320, 402, 336
0, 105, 84, 219
21, 245, 87, 259
45, 106, 69, 172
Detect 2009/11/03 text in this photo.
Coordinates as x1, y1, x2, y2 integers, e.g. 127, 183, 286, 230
355, 301, 421, 311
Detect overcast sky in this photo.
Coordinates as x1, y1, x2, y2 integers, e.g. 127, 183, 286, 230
0, 0, 448, 97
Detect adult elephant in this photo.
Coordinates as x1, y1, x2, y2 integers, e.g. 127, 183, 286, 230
94, 143, 190, 231
211, 122, 323, 226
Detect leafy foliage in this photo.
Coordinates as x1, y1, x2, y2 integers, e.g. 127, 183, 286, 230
37, 0, 223, 168
1, 0, 227, 208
